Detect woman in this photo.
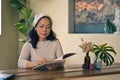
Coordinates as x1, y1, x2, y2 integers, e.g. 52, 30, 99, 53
18, 13, 64, 70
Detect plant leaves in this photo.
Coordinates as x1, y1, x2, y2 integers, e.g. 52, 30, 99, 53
105, 54, 109, 66
104, 46, 116, 55
106, 53, 114, 65
19, 19, 26, 24
29, 17, 34, 26
93, 43, 116, 66
103, 54, 107, 65
9, 0, 24, 9
99, 52, 104, 60
100, 43, 108, 50
21, 7, 32, 19
9, 0, 32, 43
93, 44, 100, 51
15, 22, 29, 36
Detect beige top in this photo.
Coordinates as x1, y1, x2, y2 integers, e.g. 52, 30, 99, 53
18, 39, 63, 68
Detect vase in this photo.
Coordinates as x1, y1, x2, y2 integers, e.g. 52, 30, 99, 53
94, 58, 102, 70
82, 51, 91, 70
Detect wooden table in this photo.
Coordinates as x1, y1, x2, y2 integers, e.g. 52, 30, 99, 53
0, 63, 120, 80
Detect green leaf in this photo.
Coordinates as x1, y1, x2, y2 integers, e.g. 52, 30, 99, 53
99, 52, 104, 60
18, 26, 29, 36
9, 0, 24, 9
93, 44, 100, 51
21, 7, 32, 19
15, 22, 29, 36
29, 17, 34, 26
19, 19, 26, 24
105, 55, 109, 66
104, 46, 116, 55
106, 53, 114, 65
94, 50, 101, 58
103, 54, 107, 65
100, 43, 108, 49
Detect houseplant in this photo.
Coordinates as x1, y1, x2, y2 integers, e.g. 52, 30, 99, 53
9, 0, 34, 42
93, 43, 116, 66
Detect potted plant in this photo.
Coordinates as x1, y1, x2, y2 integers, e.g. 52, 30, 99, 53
9, 0, 34, 42
93, 43, 116, 67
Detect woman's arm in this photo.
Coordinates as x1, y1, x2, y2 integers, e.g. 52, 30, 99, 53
56, 39, 64, 58
54, 40, 65, 69
18, 42, 37, 68
18, 42, 48, 68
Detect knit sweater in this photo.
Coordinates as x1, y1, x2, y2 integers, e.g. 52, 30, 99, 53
18, 39, 63, 68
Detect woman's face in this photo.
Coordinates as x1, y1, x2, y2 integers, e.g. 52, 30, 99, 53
35, 18, 51, 41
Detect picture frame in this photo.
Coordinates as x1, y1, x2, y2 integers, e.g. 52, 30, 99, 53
74, 0, 116, 34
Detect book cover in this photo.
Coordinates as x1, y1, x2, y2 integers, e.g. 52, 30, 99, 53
32, 53, 76, 70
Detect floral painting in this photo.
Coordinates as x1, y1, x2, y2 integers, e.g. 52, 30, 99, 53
74, 0, 116, 33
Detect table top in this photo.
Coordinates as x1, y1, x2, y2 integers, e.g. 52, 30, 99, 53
0, 63, 120, 80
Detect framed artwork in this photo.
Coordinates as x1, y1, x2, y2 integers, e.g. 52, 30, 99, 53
74, 0, 116, 33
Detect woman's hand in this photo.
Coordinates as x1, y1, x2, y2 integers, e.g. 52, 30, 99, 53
26, 58, 47, 68
26, 61, 39, 68
37, 58, 48, 64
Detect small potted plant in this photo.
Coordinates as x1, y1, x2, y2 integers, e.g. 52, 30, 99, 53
93, 43, 116, 69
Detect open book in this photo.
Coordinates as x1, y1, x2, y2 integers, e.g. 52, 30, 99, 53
32, 53, 76, 70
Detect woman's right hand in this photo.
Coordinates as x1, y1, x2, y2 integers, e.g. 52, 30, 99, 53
37, 58, 48, 64
26, 58, 47, 68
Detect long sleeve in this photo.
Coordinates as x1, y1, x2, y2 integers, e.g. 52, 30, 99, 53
55, 40, 65, 67
18, 42, 30, 68
56, 40, 64, 58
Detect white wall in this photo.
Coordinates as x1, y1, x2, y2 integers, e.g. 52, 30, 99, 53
30, 0, 120, 66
